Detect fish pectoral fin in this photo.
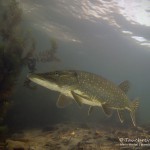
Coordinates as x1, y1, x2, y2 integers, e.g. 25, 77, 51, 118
118, 80, 130, 94
56, 94, 73, 108
71, 91, 86, 107
117, 110, 124, 123
88, 106, 94, 116
101, 103, 112, 117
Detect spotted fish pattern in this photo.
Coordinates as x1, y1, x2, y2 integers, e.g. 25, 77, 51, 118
28, 70, 139, 126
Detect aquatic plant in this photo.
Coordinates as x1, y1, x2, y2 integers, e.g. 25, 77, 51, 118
0, 0, 23, 127
36, 38, 60, 63
0, 0, 60, 132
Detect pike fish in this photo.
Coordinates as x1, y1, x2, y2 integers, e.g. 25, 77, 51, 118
28, 70, 139, 126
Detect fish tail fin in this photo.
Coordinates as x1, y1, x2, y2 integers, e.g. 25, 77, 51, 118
130, 98, 139, 127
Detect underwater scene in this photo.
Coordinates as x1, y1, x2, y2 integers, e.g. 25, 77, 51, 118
0, 0, 150, 149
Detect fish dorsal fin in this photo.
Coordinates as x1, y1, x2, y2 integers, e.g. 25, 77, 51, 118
71, 91, 86, 107
56, 94, 73, 108
101, 103, 112, 117
119, 80, 130, 94
117, 110, 124, 123
88, 106, 94, 116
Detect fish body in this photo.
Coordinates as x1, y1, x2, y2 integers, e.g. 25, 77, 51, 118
28, 70, 139, 126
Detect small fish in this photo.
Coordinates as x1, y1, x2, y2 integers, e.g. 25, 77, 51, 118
28, 70, 139, 126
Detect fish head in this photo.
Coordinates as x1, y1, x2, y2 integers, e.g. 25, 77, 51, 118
27, 70, 78, 91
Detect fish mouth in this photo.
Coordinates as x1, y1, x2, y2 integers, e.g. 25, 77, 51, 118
28, 73, 41, 80
27, 73, 60, 91
27, 73, 55, 82
27, 73, 47, 82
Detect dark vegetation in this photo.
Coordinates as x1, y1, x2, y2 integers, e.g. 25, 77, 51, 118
0, 0, 60, 135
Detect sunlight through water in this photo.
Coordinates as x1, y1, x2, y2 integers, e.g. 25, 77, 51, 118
20, 0, 150, 47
